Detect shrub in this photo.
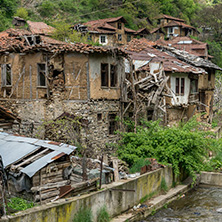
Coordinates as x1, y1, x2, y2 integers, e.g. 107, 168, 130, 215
15, 7, 28, 20
97, 206, 110, 222
73, 207, 92, 222
7, 197, 35, 211
116, 118, 220, 179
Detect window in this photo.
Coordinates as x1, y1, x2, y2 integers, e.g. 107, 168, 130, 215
87, 35, 92, 41
118, 23, 122, 30
169, 27, 173, 33
37, 63, 46, 87
101, 63, 109, 87
118, 34, 122, 41
110, 65, 117, 87
101, 64, 118, 88
100, 35, 107, 44
1, 64, 12, 86
97, 113, 102, 122
109, 113, 117, 135
190, 79, 198, 94
127, 35, 131, 42
175, 77, 185, 95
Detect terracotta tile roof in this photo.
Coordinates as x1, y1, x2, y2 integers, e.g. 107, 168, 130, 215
124, 27, 136, 33
163, 21, 197, 31
0, 28, 126, 55
124, 38, 206, 74
82, 16, 127, 34
150, 27, 165, 34
157, 14, 185, 22
27, 21, 55, 35
135, 28, 150, 35
156, 37, 208, 57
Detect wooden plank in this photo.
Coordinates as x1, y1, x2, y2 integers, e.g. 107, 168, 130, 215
30, 65, 32, 99
112, 158, 119, 182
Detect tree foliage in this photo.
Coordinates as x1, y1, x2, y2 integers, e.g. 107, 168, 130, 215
116, 118, 220, 178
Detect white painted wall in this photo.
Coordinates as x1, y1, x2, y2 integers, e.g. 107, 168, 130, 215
170, 73, 190, 105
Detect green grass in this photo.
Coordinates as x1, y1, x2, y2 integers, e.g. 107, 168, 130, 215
73, 207, 93, 222
97, 206, 110, 222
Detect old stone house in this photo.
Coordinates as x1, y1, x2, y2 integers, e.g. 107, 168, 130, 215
0, 28, 126, 154
123, 38, 221, 124
152, 14, 199, 39
72, 16, 136, 46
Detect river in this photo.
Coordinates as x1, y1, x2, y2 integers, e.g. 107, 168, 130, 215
143, 186, 222, 222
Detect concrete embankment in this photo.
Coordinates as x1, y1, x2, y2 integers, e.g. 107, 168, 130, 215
200, 171, 222, 186
0, 166, 173, 222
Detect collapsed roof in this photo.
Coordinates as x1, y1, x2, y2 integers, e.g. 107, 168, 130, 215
0, 28, 126, 55
27, 21, 55, 36
124, 38, 207, 74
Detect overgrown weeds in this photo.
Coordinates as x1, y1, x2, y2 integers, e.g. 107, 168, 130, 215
7, 197, 35, 212
97, 206, 110, 222
129, 158, 150, 173
73, 207, 93, 222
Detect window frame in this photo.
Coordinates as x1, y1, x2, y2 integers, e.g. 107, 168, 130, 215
175, 77, 185, 96
99, 35, 107, 45
1, 64, 12, 87
117, 22, 122, 30
37, 63, 47, 87
127, 34, 131, 42
118, 34, 122, 41
101, 63, 118, 88
101, 63, 109, 87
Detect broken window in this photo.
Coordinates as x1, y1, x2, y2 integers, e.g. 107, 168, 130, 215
110, 65, 118, 87
87, 35, 92, 41
100, 35, 107, 44
127, 35, 131, 42
101, 63, 109, 87
190, 79, 198, 94
109, 113, 117, 135
175, 77, 185, 95
37, 63, 46, 87
118, 23, 122, 30
118, 34, 122, 41
1, 64, 12, 86
147, 109, 154, 121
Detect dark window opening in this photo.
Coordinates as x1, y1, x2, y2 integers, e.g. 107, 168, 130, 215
118, 34, 122, 41
110, 65, 117, 87
38, 63, 46, 86
101, 63, 109, 87
190, 79, 198, 93
147, 109, 154, 121
181, 78, 185, 95
208, 73, 211, 81
87, 35, 92, 41
35, 36, 41, 44
127, 35, 131, 42
97, 113, 102, 122
2, 64, 12, 86
109, 113, 117, 135
176, 78, 180, 94
118, 23, 122, 30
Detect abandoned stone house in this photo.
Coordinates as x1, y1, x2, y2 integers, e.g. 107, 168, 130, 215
73, 16, 137, 47
0, 28, 126, 154
123, 38, 221, 124
153, 14, 199, 39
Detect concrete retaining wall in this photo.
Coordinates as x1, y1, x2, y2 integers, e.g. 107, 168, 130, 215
1, 166, 173, 222
200, 171, 222, 186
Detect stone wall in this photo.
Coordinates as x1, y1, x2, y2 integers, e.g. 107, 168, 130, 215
0, 166, 173, 222
0, 98, 121, 154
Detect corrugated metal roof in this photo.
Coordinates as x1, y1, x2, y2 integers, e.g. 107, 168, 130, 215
0, 132, 76, 177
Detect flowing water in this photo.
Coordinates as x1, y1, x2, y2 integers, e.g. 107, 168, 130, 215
143, 186, 222, 222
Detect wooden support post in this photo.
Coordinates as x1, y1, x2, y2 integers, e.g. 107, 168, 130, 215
112, 158, 119, 182
82, 154, 87, 181
99, 156, 103, 189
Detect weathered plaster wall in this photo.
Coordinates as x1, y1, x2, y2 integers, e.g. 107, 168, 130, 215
0, 166, 173, 222
200, 171, 222, 186
89, 54, 124, 100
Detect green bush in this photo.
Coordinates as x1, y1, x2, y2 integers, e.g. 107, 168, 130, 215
7, 197, 35, 211
161, 178, 168, 193
97, 206, 110, 222
73, 207, 92, 222
129, 158, 150, 173
116, 118, 220, 179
